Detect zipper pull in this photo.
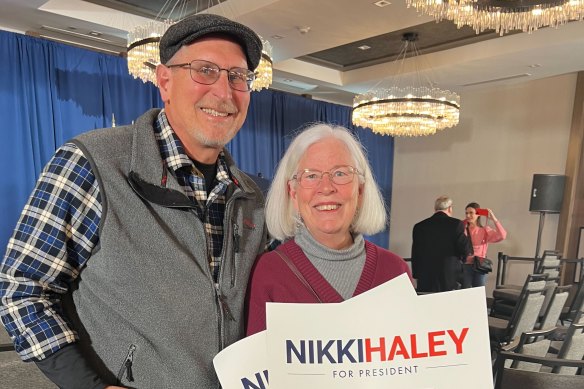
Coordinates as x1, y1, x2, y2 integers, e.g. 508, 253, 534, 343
125, 358, 134, 382
117, 344, 136, 383
125, 344, 136, 382
233, 223, 240, 253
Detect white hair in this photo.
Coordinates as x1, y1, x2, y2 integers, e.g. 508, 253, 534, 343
435, 195, 453, 211
265, 123, 387, 241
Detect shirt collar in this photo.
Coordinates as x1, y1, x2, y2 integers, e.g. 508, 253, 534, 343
153, 109, 235, 187
154, 109, 193, 172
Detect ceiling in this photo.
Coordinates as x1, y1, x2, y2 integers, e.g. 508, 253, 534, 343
1, 0, 584, 106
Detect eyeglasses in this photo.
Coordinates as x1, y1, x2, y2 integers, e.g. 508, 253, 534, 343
292, 165, 362, 189
166, 60, 256, 92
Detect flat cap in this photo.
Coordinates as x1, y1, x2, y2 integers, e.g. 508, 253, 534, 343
159, 14, 262, 70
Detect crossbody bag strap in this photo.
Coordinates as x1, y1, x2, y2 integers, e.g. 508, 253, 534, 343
465, 222, 475, 256
274, 248, 322, 303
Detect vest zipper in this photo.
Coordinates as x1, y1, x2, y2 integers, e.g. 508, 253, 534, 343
117, 344, 136, 383
216, 287, 235, 322
231, 222, 240, 287
215, 188, 248, 352
213, 283, 233, 353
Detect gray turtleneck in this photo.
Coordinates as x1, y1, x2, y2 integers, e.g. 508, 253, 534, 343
294, 225, 366, 300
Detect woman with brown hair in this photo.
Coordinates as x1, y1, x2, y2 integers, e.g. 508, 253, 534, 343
462, 202, 507, 288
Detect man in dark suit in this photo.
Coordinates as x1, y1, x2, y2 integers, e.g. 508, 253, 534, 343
411, 195, 473, 293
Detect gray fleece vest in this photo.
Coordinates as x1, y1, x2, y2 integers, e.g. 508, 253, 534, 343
68, 109, 265, 388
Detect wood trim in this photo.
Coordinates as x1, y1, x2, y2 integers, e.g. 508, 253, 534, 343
557, 71, 584, 284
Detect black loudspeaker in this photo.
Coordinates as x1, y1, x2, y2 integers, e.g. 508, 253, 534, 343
529, 174, 566, 213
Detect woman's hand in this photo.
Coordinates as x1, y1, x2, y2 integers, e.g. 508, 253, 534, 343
487, 208, 498, 223
105, 386, 126, 389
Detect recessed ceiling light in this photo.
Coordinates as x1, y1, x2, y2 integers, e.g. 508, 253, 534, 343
271, 34, 284, 40
528, 64, 542, 68
374, 0, 391, 7
297, 26, 311, 34
358, 45, 371, 50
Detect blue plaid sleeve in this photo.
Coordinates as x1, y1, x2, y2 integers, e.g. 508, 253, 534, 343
0, 143, 101, 361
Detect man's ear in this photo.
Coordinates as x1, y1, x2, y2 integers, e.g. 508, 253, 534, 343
156, 64, 171, 102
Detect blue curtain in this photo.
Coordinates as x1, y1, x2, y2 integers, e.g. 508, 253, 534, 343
0, 30, 394, 251
0, 30, 162, 251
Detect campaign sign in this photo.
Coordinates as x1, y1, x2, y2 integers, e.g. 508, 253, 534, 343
213, 275, 417, 389
213, 331, 269, 389
266, 275, 492, 389
214, 274, 492, 388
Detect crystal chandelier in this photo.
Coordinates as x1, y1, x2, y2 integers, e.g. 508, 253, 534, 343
251, 36, 273, 91
352, 32, 460, 137
126, 1, 274, 88
407, 0, 584, 36
127, 20, 174, 84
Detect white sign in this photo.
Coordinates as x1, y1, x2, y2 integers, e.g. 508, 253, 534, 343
214, 274, 493, 389
214, 331, 269, 389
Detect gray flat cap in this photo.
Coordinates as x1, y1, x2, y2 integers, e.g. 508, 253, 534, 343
159, 14, 262, 70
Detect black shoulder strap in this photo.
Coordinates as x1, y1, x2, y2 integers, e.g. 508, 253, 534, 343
465, 222, 475, 255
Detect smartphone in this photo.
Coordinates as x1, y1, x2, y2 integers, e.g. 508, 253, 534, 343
476, 208, 489, 217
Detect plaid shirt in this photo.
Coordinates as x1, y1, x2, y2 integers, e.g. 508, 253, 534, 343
0, 110, 232, 360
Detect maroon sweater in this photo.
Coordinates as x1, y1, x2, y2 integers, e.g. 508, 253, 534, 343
246, 239, 412, 335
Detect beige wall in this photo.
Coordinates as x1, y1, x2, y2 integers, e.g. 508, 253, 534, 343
389, 73, 576, 296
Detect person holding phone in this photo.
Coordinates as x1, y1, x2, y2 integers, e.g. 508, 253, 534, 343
462, 202, 507, 288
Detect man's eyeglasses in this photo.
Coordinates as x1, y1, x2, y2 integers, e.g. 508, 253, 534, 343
166, 60, 256, 92
292, 165, 362, 189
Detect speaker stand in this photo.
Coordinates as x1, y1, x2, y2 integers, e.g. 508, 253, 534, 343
535, 211, 546, 259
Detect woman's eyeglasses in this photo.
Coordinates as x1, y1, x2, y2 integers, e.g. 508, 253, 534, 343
166, 60, 256, 92
292, 165, 362, 189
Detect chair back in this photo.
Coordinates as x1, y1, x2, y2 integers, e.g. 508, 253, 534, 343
509, 290, 546, 341
541, 250, 561, 266
491, 273, 548, 319
563, 276, 584, 323
542, 250, 561, 259
539, 285, 571, 330
537, 251, 561, 280
554, 316, 584, 374
538, 280, 559, 319
505, 328, 556, 371
494, 352, 584, 389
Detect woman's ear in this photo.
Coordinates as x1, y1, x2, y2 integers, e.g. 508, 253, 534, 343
288, 181, 299, 211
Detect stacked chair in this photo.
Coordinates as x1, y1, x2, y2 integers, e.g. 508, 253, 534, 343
553, 313, 584, 373
560, 271, 584, 325
496, 251, 561, 291
489, 275, 547, 347
493, 313, 584, 386
494, 352, 584, 388
490, 250, 584, 386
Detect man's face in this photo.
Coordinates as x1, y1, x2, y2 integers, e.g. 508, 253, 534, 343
157, 36, 251, 161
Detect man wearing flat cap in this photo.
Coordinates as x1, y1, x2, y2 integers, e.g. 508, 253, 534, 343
0, 14, 266, 388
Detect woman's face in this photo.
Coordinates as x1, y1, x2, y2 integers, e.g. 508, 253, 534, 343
289, 137, 363, 249
465, 207, 478, 224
